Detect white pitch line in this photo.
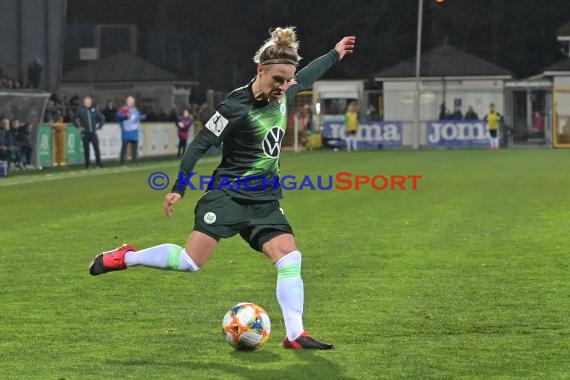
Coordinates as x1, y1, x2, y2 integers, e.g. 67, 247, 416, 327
0, 157, 221, 187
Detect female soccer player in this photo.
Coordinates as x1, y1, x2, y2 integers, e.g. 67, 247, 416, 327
90, 27, 356, 350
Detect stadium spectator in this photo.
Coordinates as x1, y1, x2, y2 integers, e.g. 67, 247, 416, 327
305, 104, 313, 130
452, 106, 463, 120
116, 95, 144, 165
4, 119, 23, 169
464, 106, 479, 120
17, 122, 34, 168
345, 100, 359, 151
44, 94, 62, 122
43, 93, 81, 123
28, 109, 40, 126
533, 111, 545, 135
175, 109, 193, 158
11, 119, 23, 164
0, 66, 21, 89
27, 58, 42, 89
439, 103, 450, 120
68, 95, 80, 107
297, 103, 312, 136
366, 103, 379, 120
143, 107, 158, 121
64, 109, 75, 123
168, 106, 179, 122
49, 93, 63, 106
325, 100, 340, 114
157, 109, 168, 121
0, 119, 10, 162
74, 96, 105, 169
483, 103, 503, 150
102, 99, 117, 122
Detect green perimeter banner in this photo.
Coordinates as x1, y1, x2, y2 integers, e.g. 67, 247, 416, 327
36, 124, 53, 168
65, 124, 84, 164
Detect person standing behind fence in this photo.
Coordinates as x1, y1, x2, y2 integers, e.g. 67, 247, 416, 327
116, 96, 144, 165
74, 96, 105, 168
27, 58, 42, 89
0, 119, 12, 165
102, 99, 117, 123
464, 106, 479, 120
533, 111, 545, 136
452, 106, 463, 120
18, 122, 34, 169
345, 101, 359, 151
175, 109, 193, 158
9, 120, 24, 169
483, 103, 503, 150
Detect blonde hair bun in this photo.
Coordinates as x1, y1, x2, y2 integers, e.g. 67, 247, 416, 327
253, 26, 301, 65
272, 27, 298, 49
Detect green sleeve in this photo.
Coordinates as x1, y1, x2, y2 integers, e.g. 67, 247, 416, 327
170, 129, 215, 197
287, 50, 340, 102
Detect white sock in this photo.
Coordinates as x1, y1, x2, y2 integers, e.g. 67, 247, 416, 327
125, 243, 199, 272
276, 251, 304, 341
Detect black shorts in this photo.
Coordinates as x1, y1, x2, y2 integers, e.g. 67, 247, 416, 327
346, 130, 357, 136
193, 190, 293, 252
489, 129, 498, 138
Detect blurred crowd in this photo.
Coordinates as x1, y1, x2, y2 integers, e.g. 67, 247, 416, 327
0, 85, 217, 171
43, 94, 214, 125
438, 103, 481, 121
0, 58, 43, 90
0, 117, 34, 170
0, 67, 21, 89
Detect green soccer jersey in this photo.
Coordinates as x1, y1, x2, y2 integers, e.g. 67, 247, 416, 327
172, 49, 340, 200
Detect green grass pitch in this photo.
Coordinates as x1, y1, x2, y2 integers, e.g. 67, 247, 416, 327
1, 149, 569, 379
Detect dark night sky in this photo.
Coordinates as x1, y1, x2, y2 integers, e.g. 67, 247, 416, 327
65, 0, 570, 99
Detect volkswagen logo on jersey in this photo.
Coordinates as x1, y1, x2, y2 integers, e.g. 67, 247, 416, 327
262, 127, 285, 158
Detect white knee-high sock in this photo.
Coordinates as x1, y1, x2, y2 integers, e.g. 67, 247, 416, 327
276, 251, 304, 341
125, 243, 199, 272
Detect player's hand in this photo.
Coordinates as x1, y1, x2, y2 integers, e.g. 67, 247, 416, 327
79, 127, 86, 132
335, 36, 356, 60
163, 192, 182, 218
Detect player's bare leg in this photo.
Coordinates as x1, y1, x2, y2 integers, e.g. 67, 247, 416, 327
89, 231, 217, 275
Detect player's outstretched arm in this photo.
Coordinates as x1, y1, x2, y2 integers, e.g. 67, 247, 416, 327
288, 35, 356, 99
335, 36, 356, 60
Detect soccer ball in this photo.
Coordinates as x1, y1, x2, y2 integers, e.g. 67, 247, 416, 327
222, 302, 271, 350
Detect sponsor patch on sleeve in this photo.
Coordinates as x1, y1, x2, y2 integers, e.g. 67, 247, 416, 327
205, 112, 230, 137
